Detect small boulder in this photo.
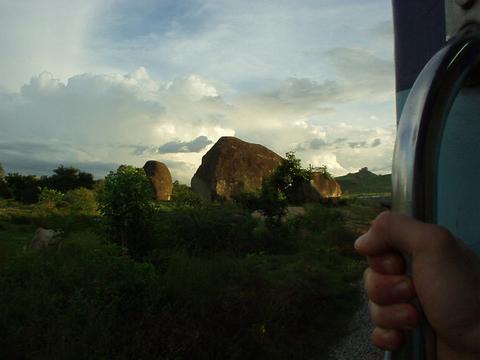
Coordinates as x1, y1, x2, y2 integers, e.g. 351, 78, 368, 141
191, 137, 283, 200
291, 172, 342, 203
143, 160, 173, 201
26, 228, 63, 251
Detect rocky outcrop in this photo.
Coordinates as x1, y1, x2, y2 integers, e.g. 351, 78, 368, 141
311, 171, 342, 198
143, 160, 173, 201
191, 137, 283, 200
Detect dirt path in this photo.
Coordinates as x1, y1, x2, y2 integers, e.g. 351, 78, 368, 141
328, 282, 383, 360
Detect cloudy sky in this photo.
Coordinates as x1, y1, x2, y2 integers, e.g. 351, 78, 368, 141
0, 0, 395, 183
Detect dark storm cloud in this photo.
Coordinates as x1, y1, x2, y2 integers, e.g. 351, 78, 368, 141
371, 138, 381, 147
348, 141, 368, 149
309, 138, 327, 150
0, 141, 119, 178
157, 135, 213, 154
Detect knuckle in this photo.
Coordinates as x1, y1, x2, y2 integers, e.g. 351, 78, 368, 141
372, 211, 392, 234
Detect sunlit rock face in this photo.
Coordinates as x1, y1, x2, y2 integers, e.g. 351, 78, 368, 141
311, 172, 342, 198
191, 136, 283, 200
143, 160, 173, 201
290, 172, 342, 203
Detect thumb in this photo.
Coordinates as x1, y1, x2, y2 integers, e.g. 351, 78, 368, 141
354, 211, 442, 256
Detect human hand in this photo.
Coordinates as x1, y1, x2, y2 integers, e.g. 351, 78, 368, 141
355, 211, 480, 358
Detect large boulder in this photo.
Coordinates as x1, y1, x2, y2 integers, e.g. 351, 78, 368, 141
311, 172, 342, 198
191, 137, 283, 200
143, 160, 173, 201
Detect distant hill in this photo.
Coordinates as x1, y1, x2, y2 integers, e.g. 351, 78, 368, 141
335, 167, 391, 195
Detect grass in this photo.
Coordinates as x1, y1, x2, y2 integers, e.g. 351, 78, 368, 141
0, 196, 381, 359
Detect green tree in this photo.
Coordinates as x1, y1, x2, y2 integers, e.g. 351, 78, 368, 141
313, 165, 332, 179
270, 151, 314, 202
96, 165, 155, 258
41, 165, 94, 192
4, 173, 40, 203
251, 152, 314, 227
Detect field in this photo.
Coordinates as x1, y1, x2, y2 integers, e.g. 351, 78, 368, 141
0, 191, 385, 359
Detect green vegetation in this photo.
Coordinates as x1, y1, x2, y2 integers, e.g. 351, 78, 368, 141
2, 165, 95, 204
234, 152, 314, 227
0, 161, 384, 359
336, 167, 391, 195
97, 165, 155, 258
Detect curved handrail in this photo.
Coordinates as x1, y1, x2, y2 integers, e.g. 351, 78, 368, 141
390, 23, 480, 359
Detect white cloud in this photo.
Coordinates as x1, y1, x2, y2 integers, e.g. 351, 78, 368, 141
0, 1, 395, 183
0, 65, 396, 182
166, 75, 218, 100
0, 0, 106, 91
324, 47, 394, 101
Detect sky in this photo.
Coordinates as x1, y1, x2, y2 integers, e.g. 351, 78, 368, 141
0, 0, 395, 184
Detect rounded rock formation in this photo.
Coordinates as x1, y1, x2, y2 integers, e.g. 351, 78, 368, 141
191, 137, 283, 200
311, 172, 342, 198
143, 160, 173, 201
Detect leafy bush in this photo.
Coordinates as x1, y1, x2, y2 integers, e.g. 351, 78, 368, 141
153, 204, 261, 256
0, 240, 169, 360
257, 180, 288, 228
232, 190, 261, 212
300, 203, 344, 233
97, 165, 155, 258
64, 187, 98, 216
0, 236, 361, 360
171, 180, 204, 207
269, 151, 313, 204
38, 187, 65, 209
313, 164, 332, 179
235, 152, 312, 227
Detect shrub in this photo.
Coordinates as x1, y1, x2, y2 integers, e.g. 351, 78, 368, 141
64, 187, 98, 216
235, 152, 312, 228
38, 187, 65, 209
269, 151, 313, 204
232, 190, 261, 212
171, 181, 204, 207
0, 241, 168, 360
153, 204, 260, 256
96, 165, 155, 258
